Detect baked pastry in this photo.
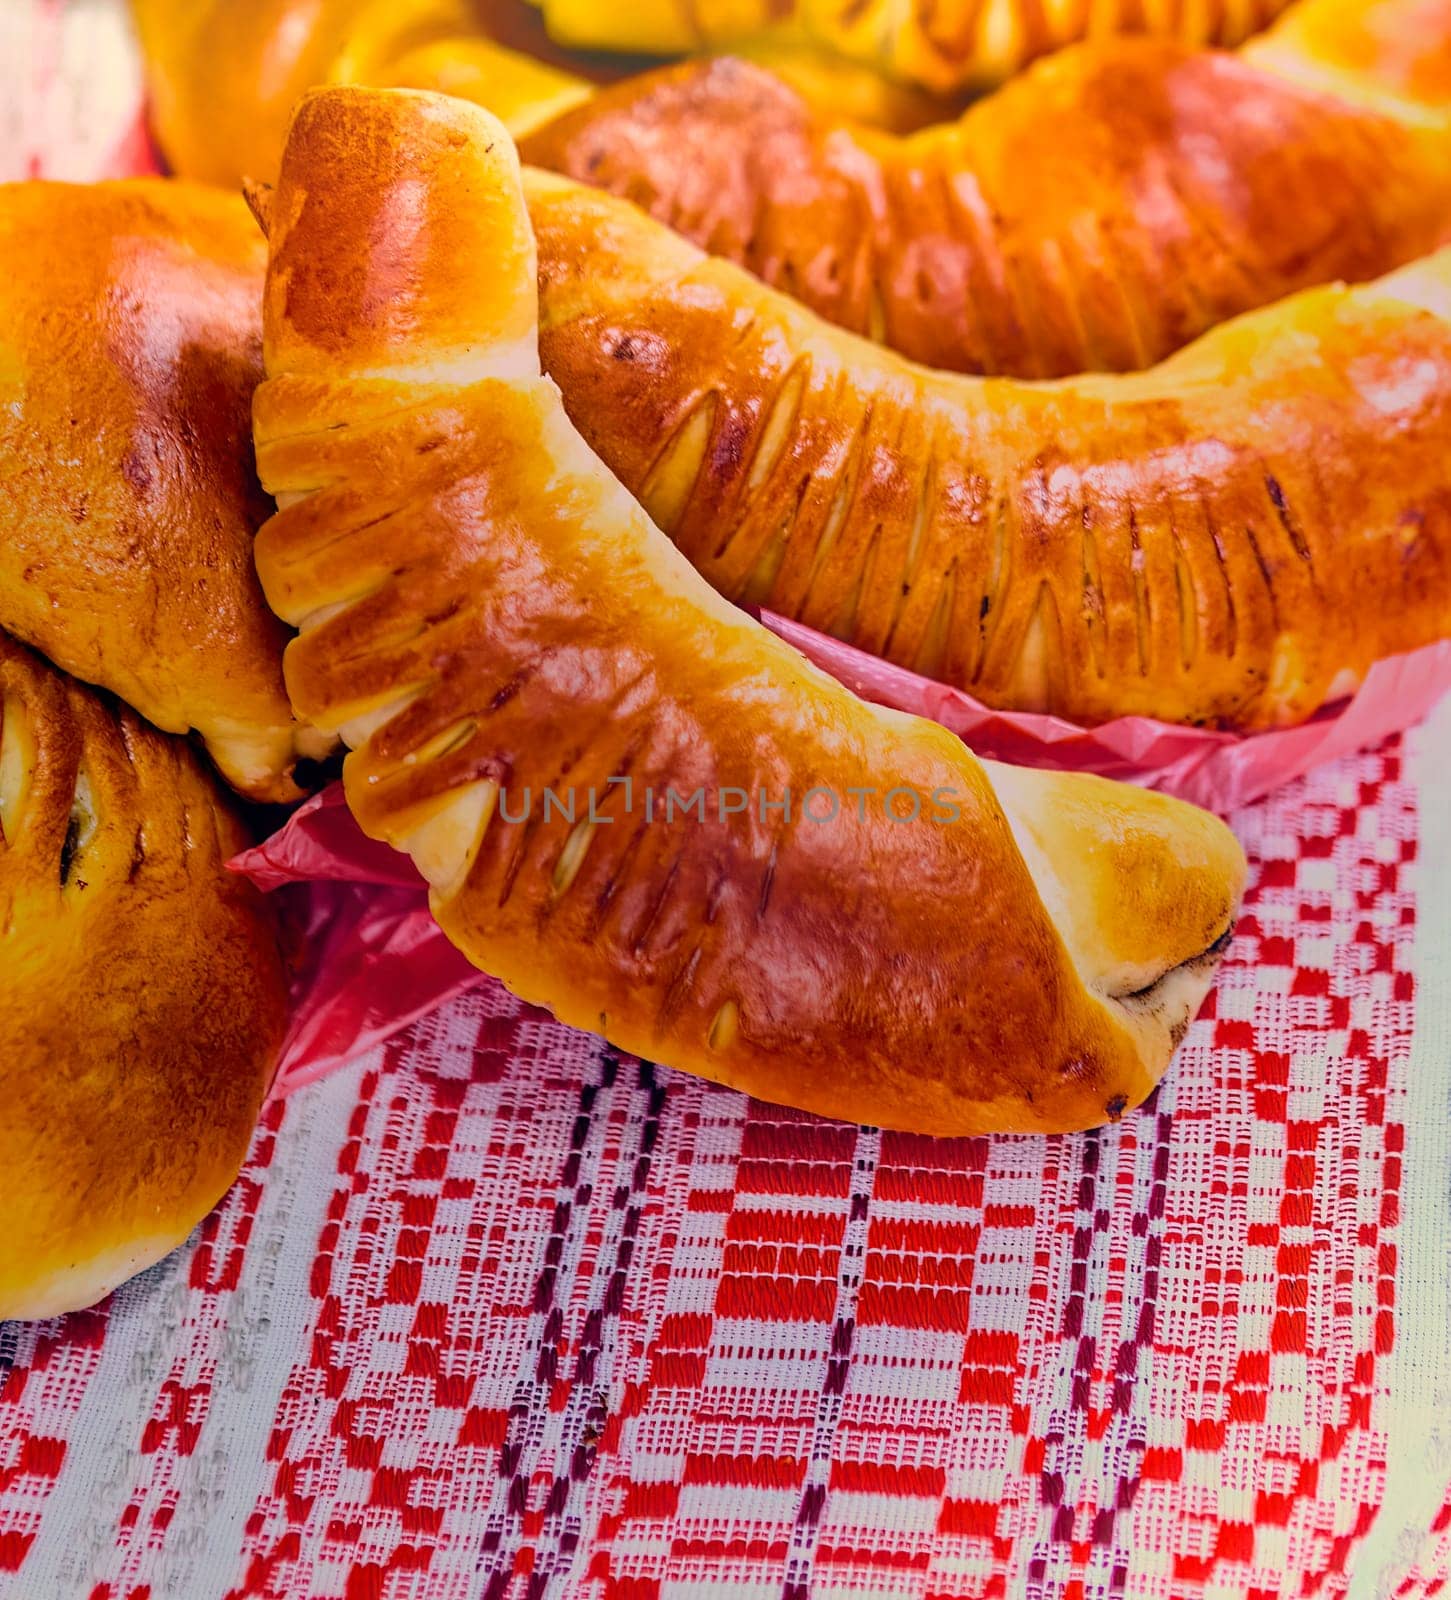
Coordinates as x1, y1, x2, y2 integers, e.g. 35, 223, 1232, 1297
721, 44, 965, 135
0, 631, 287, 1321
523, 169, 1451, 729
522, 0, 1451, 375
249, 86, 1246, 1138
0, 179, 330, 800
387, 22, 958, 137
133, 0, 1451, 378
1252, 0, 1451, 111
528, 0, 1291, 89
131, 0, 597, 188
129, 0, 955, 193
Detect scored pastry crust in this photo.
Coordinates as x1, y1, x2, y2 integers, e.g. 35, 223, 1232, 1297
521, 0, 1451, 376
0, 179, 331, 800
528, 0, 1291, 90
132, 0, 1445, 378
0, 633, 287, 1321
524, 170, 1451, 729
250, 86, 1246, 1138
128, 0, 959, 194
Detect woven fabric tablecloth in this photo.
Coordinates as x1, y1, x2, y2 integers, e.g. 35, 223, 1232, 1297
1, 701, 1448, 1600
6, 8, 1451, 1597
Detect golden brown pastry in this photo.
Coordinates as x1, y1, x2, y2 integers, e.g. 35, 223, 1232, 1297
522, 169, 1451, 729
249, 86, 1246, 1138
1251, 0, 1451, 111
522, 0, 1451, 376
0, 179, 329, 801
133, 0, 1451, 378
131, 0, 597, 188
129, 0, 957, 193
528, 0, 1290, 89
0, 632, 287, 1321
725, 44, 966, 134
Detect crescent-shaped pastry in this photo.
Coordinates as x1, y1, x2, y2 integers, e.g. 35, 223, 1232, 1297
522, 168, 1451, 729
521, 0, 1451, 376
527, 0, 1291, 90
0, 632, 287, 1321
0, 180, 332, 800
250, 87, 1246, 1139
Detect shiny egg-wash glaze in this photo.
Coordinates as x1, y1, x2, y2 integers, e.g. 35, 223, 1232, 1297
0, 181, 328, 801
522, 0, 1451, 376
0, 633, 287, 1320
132, 0, 1451, 381
250, 88, 1246, 1139
128, 0, 1292, 184
130, 0, 974, 198
529, 0, 1291, 90
525, 171, 1451, 729
129, 0, 602, 190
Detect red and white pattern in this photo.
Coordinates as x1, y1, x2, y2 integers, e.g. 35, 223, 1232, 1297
3, 704, 1450, 1599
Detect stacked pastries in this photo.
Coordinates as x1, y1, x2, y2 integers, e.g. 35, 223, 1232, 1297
0, 181, 296, 1320
125, 0, 1451, 732
7, 0, 1451, 1316
249, 86, 1247, 1137
523, 0, 1451, 375
133, 0, 1451, 374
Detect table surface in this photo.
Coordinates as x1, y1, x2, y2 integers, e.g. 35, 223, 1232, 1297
0, 702, 1447, 1600
4, 9, 1451, 1599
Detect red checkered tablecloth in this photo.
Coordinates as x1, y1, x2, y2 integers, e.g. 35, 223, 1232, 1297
5, 9, 1451, 1597
1, 710, 1448, 1599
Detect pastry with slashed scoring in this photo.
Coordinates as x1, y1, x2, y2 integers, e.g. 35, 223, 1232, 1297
249, 87, 1247, 1139
0, 178, 331, 801
131, 0, 1451, 379
522, 0, 1451, 376
128, 0, 955, 195
528, 0, 1292, 89
0, 632, 287, 1321
523, 168, 1451, 730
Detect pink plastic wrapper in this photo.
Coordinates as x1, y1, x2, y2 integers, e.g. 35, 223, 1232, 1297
762, 616, 1451, 810
243, 789, 492, 1092
235, 616, 1451, 1095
